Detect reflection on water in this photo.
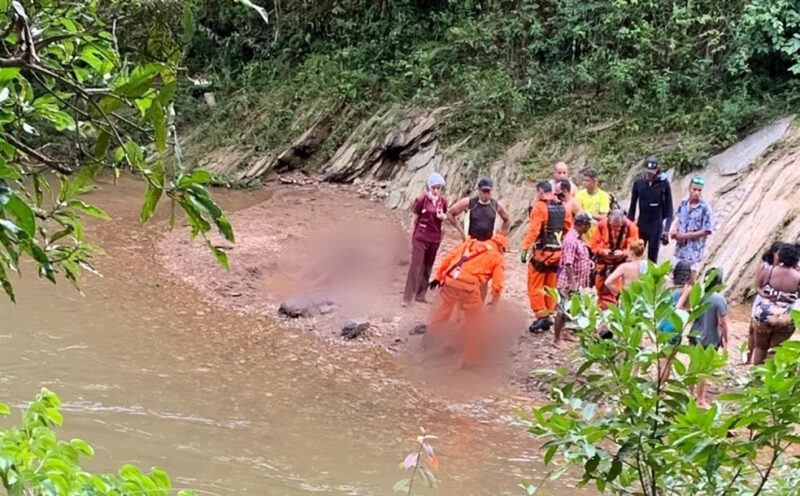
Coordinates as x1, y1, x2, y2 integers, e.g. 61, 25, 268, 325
0, 176, 571, 495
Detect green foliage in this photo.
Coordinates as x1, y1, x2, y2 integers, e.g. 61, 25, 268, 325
522, 264, 800, 495
0, 0, 238, 301
0, 389, 195, 495
181, 0, 799, 183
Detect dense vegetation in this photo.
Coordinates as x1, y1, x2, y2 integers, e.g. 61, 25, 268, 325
180, 0, 800, 183
524, 265, 800, 495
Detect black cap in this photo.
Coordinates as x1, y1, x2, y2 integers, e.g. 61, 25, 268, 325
477, 178, 494, 190
643, 156, 659, 171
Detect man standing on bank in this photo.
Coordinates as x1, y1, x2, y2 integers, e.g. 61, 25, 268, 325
446, 177, 511, 242
670, 177, 714, 283
628, 156, 674, 263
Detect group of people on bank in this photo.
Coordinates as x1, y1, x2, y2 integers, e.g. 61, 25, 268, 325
402, 156, 799, 385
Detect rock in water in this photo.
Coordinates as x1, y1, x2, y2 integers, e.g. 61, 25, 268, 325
342, 318, 370, 339
278, 297, 314, 318
409, 324, 427, 335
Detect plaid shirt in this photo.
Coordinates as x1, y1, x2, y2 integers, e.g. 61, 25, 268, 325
558, 229, 593, 290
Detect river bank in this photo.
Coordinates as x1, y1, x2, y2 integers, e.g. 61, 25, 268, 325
158, 173, 758, 405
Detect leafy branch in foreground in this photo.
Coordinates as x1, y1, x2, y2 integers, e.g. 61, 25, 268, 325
394, 428, 439, 495
0, 389, 196, 495
0, 0, 253, 302
522, 262, 800, 495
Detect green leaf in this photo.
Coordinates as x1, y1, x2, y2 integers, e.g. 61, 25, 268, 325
0, 162, 20, 180
182, 0, 196, 45
0, 403, 9, 415
544, 444, 557, 466
68, 200, 110, 220
140, 184, 162, 225
0, 262, 15, 302
608, 458, 622, 482
68, 162, 102, 198
392, 478, 411, 494
94, 131, 111, 160
0, 68, 19, 84
5, 194, 35, 237
179, 169, 213, 186
152, 101, 167, 153
207, 241, 229, 270
141, 160, 165, 224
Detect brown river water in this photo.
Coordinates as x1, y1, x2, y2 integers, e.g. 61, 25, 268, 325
0, 176, 579, 495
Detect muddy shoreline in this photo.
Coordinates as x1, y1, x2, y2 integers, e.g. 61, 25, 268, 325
157, 177, 758, 407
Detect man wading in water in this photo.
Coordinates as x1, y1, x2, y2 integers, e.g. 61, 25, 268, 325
447, 177, 511, 299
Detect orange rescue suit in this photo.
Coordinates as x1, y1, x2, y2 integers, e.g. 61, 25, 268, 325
589, 218, 640, 300
429, 234, 507, 365
521, 195, 573, 318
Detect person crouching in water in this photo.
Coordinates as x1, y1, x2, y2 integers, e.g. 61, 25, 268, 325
426, 233, 507, 368
553, 213, 594, 348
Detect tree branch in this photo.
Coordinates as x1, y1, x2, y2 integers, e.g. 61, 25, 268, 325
3, 134, 73, 174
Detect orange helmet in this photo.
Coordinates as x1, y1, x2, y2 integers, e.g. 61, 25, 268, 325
491, 233, 509, 252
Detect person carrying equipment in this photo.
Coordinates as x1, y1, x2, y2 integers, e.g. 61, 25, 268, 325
627, 156, 673, 263
590, 209, 640, 306
426, 233, 507, 367
521, 181, 573, 333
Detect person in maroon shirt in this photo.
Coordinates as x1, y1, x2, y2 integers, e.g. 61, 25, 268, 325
403, 173, 448, 306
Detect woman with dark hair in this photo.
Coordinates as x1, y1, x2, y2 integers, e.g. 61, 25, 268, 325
751, 243, 800, 364
746, 242, 785, 363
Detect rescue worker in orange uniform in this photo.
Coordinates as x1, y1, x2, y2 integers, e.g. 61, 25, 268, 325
427, 233, 507, 366
590, 209, 640, 308
521, 181, 573, 333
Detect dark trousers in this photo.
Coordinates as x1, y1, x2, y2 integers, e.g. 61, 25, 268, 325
640, 228, 662, 263
404, 239, 440, 303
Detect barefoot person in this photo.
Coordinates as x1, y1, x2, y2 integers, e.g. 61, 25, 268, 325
403, 173, 448, 306
426, 233, 507, 367
690, 268, 728, 408
553, 213, 593, 347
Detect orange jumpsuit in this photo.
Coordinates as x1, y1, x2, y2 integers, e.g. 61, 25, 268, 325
521, 195, 573, 318
429, 234, 507, 365
589, 218, 640, 304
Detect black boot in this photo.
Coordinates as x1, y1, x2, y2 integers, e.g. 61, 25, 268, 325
529, 318, 553, 334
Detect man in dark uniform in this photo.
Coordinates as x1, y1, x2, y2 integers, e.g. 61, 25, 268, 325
627, 156, 673, 263
447, 177, 511, 242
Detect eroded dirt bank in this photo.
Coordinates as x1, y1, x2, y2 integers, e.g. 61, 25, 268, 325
158, 176, 758, 402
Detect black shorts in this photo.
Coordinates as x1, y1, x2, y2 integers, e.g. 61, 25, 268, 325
688, 336, 721, 350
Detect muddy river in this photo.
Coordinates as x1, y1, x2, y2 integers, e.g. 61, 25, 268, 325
0, 176, 575, 495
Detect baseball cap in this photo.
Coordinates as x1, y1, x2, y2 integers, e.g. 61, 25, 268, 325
691, 176, 706, 187
477, 178, 494, 191
643, 156, 659, 171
